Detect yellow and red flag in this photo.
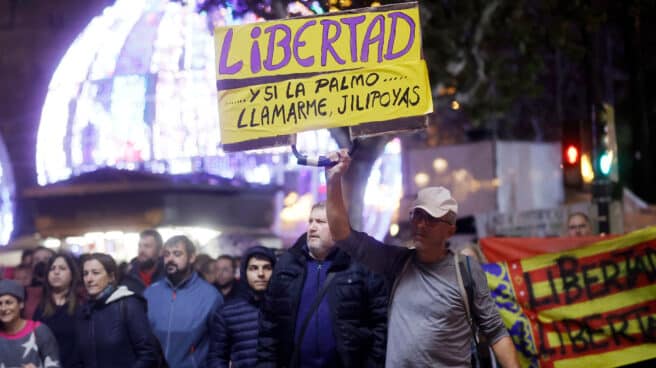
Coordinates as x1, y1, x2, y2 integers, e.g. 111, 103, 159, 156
482, 226, 656, 368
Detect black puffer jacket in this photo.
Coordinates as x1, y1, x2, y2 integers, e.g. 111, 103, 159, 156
207, 246, 276, 368
74, 286, 159, 368
256, 236, 388, 368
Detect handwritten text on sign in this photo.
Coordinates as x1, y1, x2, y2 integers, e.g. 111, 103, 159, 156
217, 60, 432, 144
214, 4, 421, 80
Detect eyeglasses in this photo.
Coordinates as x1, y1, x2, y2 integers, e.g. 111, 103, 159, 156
409, 209, 453, 225
568, 223, 589, 230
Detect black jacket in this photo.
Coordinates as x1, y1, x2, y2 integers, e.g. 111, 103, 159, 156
256, 237, 388, 368
208, 246, 276, 368
74, 286, 160, 368
208, 294, 262, 368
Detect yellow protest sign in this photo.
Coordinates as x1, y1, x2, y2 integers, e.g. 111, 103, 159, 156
218, 60, 432, 149
214, 3, 422, 81
214, 3, 432, 151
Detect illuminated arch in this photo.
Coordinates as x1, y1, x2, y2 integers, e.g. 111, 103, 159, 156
37, 0, 400, 240
0, 134, 15, 245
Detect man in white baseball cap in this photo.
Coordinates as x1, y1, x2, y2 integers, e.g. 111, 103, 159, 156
325, 150, 519, 368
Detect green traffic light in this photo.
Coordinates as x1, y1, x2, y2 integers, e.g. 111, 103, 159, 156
599, 152, 611, 176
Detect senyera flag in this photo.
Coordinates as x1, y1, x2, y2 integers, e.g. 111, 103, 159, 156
482, 226, 656, 368
480, 235, 614, 263
213, 2, 433, 152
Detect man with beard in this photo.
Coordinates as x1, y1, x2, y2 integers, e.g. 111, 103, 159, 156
325, 151, 519, 368
207, 245, 276, 368
257, 202, 388, 368
122, 229, 166, 295
145, 235, 223, 368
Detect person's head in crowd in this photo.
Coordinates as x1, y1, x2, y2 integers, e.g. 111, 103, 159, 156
82, 253, 118, 299
163, 235, 196, 286
0, 279, 26, 332
20, 249, 34, 268
194, 254, 217, 284
33, 247, 56, 268
567, 212, 592, 237
13, 265, 32, 288
31, 247, 56, 287
215, 255, 236, 291
409, 186, 458, 250
242, 246, 275, 295
41, 252, 81, 317
306, 202, 336, 260
117, 261, 130, 282
137, 229, 163, 269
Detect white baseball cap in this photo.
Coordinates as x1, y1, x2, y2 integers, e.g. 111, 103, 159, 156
410, 186, 458, 218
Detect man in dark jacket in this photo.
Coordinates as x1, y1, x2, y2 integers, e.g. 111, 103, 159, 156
122, 229, 166, 295
256, 202, 388, 368
214, 255, 242, 302
207, 245, 276, 368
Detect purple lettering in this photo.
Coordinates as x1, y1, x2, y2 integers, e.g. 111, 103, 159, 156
250, 27, 262, 74
320, 19, 345, 66
360, 15, 385, 63
264, 24, 292, 71
293, 20, 316, 67
251, 27, 262, 73
385, 11, 415, 60
218, 29, 242, 75
340, 15, 366, 62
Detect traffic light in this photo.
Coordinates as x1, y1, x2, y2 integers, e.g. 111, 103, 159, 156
565, 144, 579, 165
562, 121, 585, 187
599, 151, 612, 176
595, 104, 618, 182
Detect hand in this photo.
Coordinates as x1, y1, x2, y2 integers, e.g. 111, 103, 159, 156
325, 149, 351, 182
22, 364, 37, 368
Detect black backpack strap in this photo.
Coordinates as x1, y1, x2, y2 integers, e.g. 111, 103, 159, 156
291, 272, 337, 366
454, 254, 479, 343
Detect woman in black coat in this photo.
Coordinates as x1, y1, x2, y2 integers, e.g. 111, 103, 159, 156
74, 253, 160, 368
34, 252, 84, 368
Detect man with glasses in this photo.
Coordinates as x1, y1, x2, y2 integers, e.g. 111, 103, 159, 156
325, 150, 519, 368
566, 212, 593, 237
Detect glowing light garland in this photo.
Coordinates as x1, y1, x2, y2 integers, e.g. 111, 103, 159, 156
0, 134, 15, 245
37, 0, 400, 241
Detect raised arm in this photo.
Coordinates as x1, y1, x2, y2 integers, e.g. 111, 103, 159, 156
325, 150, 410, 276
325, 149, 352, 241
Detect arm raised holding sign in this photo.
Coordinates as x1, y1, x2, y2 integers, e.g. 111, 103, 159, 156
325, 149, 520, 367
325, 149, 411, 277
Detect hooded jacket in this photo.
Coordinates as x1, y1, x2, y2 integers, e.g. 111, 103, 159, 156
145, 272, 222, 368
256, 235, 388, 368
207, 246, 277, 368
74, 285, 159, 368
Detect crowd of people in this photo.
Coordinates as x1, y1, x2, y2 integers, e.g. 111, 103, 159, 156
6, 150, 609, 367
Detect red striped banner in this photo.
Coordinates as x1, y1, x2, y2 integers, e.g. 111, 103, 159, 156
483, 227, 656, 368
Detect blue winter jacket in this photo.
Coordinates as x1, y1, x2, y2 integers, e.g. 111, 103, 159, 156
145, 272, 223, 368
